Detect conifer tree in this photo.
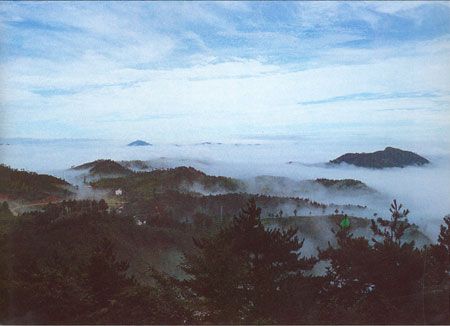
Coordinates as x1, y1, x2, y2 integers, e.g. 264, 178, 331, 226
183, 199, 315, 324
422, 216, 450, 324
370, 199, 410, 244
319, 200, 425, 324
438, 215, 450, 257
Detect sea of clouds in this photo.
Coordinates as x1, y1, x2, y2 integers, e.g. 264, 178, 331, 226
1, 137, 449, 239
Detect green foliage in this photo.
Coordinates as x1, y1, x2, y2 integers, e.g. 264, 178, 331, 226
182, 199, 315, 324
318, 228, 376, 323
340, 215, 350, 228
0, 200, 192, 324
0, 197, 448, 324
424, 216, 450, 285
421, 216, 450, 324
318, 200, 448, 324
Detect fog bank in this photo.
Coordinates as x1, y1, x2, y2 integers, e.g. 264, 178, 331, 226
1, 138, 449, 238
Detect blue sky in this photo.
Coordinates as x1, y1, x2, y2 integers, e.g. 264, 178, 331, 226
1, 1, 450, 144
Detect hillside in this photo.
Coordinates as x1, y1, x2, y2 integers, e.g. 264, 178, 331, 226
263, 214, 431, 250
91, 166, 243, 197
91, 166, 368, 221
72, 159, 133, 176
244, 175, 376, 198
5, 200, 196, 280
119, 160, 150, 170
330, 147, 430, 168
1, 197, 447, 324
121, 190, 347, 224
0, 164, 72, 201
314, 178, 365, 188
0, 202, 15, 237
313, 178, 375, 192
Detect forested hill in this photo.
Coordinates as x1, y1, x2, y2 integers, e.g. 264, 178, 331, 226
314, 178, 370, 190
330, 147, 430, 168
91, 166, 243, 197
71, 159, 133, 175
0, 199, 448, 324
0, 164, 72, 201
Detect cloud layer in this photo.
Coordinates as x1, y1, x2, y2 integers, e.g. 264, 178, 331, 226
1, 1, 450, 146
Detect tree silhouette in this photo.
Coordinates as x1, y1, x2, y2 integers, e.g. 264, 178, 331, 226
371, 199, 410, 244
319, 200, 425, 324
183, 199, 315, 323
438, 215, 450, 255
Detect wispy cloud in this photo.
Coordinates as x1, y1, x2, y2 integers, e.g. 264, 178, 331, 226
299, 91, 440, 105
0, 1, 449, 143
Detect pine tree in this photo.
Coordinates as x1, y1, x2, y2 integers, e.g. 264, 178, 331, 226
318, 226, 376, 323
319, 200, 425, 324
84, 238, 132, 309
371, 199, 410, 244
420, 215, 450, 324
182, 199, 315, 324
438, 215, 450, 257
429, 216, 450, 323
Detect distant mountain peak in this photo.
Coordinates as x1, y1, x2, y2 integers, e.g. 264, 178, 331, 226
330, 147, 429, 169
127, 140, 151, 146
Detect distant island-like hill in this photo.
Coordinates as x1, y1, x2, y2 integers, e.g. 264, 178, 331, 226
127, 140, 151, 146
330, 147, 429, 169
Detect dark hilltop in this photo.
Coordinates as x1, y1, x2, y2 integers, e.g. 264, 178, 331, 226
71, 159, 132, 176
330, 147, 430, 168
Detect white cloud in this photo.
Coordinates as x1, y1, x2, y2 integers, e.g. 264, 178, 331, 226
367, 1, 436, 15
1, 2, 449, 143
3, 34, 449, 142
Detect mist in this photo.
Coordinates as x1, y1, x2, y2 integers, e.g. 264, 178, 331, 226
1, 137, 449, 239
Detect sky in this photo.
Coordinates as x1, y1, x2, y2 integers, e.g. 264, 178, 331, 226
1, 1, 450, 145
